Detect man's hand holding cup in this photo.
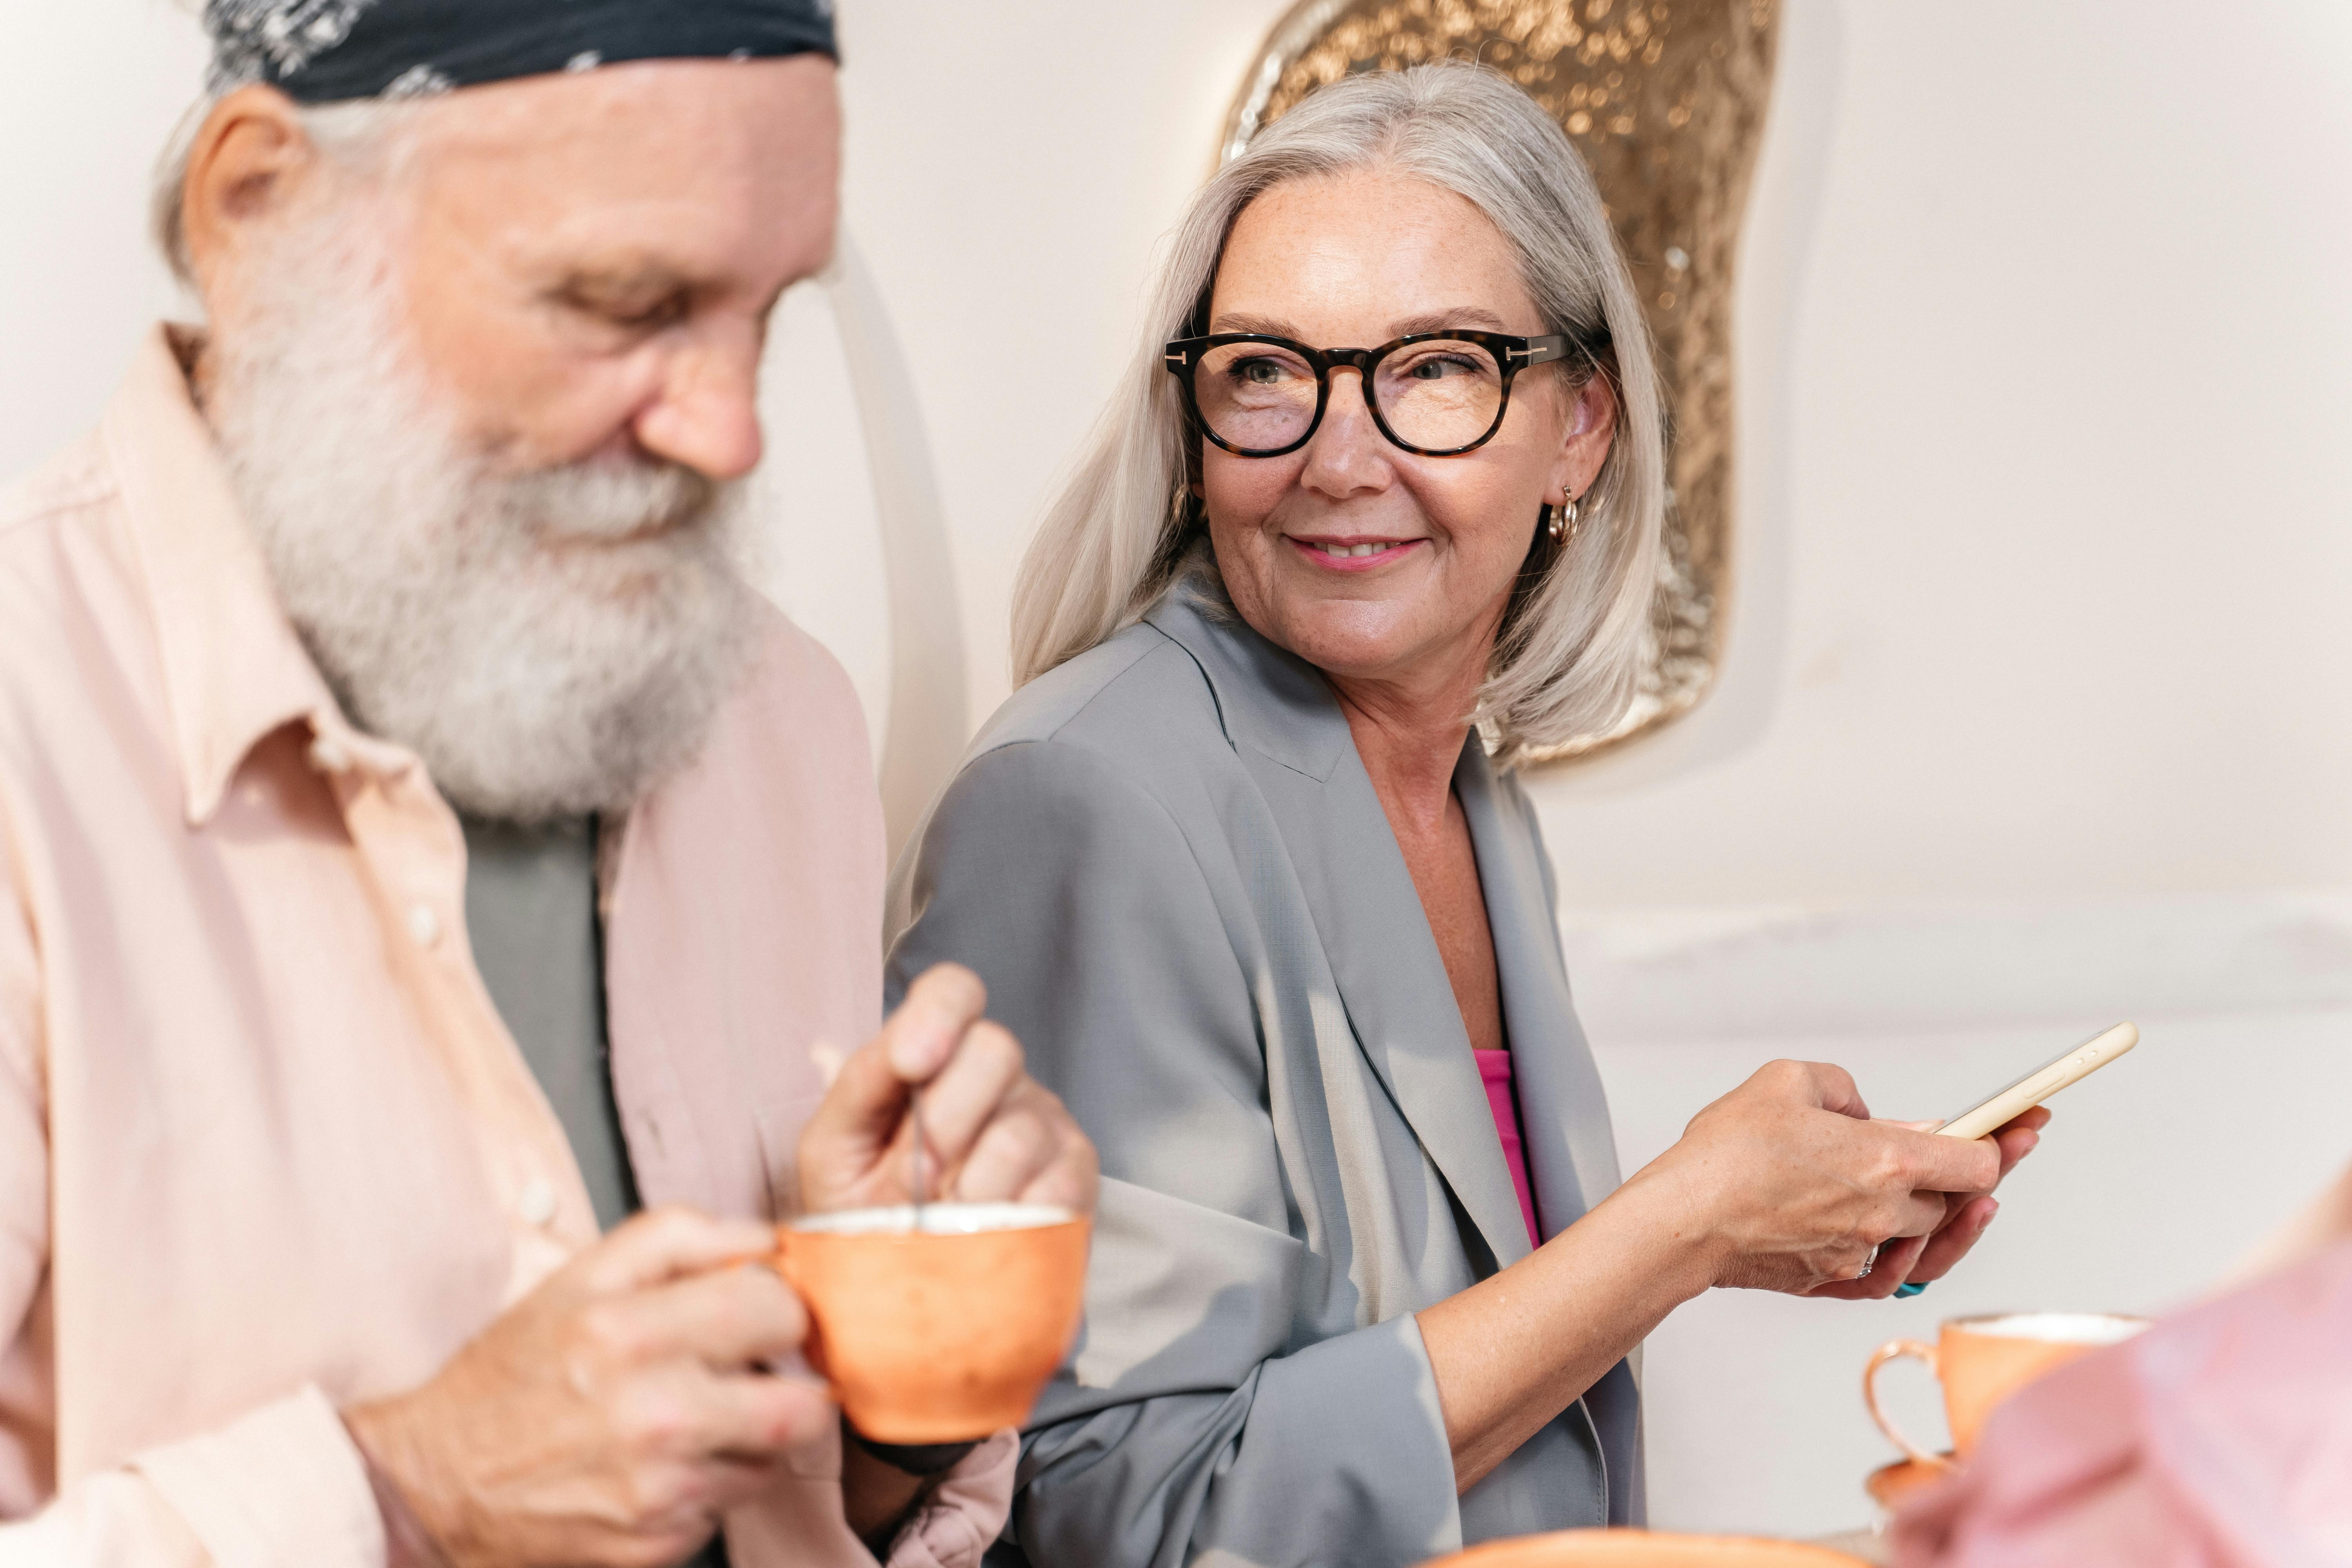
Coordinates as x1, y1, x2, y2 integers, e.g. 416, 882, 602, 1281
345, 963, 1096, 1568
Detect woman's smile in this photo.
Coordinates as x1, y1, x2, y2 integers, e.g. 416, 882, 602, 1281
1286, 533, 1426, 570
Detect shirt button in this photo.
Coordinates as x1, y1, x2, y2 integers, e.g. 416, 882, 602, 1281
405, 903, 442, 948
307, 735, 352, 773
518, 1178, 559, 1228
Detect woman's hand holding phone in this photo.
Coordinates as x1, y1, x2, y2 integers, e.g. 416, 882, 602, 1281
1632, 1060, 2042, 1301
1810, 1104, 2050, 1299
1832, 1022, 2135, 1294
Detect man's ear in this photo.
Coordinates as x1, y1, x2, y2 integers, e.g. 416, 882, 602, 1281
180, 85, 318, 301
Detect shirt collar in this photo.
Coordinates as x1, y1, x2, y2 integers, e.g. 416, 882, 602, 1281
101, 324, 388, 826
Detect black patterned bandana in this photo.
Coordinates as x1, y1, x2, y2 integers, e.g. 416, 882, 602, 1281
204, 0, 838, 102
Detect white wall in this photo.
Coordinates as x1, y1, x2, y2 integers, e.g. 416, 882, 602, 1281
9, 0, 2352, 1546
0, 2, 205, 472
1542, 0, 2352, 906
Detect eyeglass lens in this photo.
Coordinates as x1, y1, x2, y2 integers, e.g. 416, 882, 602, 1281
1194, 339, 1507, 453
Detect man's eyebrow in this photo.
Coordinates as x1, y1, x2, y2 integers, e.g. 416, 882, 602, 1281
548, 263, 698, 300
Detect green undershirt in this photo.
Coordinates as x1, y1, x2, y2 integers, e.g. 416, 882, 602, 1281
461, 814, 725, 1568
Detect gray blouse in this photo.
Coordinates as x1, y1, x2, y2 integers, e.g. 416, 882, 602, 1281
887, 590, 1642, 1568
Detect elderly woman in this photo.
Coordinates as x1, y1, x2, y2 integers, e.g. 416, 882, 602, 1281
889, 62, 2040, 1566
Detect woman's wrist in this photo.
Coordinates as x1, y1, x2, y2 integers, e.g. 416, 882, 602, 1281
1590, 1156, 1731, 1305
1421, 1156, 1724, 1491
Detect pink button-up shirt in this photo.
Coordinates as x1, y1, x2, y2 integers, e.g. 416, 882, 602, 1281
0, 327, 1012, 1568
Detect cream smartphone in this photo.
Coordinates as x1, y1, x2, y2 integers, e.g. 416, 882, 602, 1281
1935, 1022, 2139, 1142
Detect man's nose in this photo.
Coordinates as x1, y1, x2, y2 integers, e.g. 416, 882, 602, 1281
632, 332, 765, 481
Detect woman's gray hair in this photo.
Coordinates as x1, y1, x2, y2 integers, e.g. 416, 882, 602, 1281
151, 92, 421, 284
1008, 60, 1666, 768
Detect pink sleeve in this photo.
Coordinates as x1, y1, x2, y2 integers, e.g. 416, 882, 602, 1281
0, 1386, 384, 1568
1895, 1240, 2352, 1568
0, 838, 383, 1567
0, 1473, 212, 1565
0, 822, 52, 1515
880, 1430, 1019, 1568
1889, 1350, 2221, 1567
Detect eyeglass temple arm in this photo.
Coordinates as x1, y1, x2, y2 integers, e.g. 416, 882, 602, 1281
1506, 335, 1573, 365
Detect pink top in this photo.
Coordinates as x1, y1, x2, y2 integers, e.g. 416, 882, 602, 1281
1894, 1234, 2352, 1566
1474, 1049, 1542, 1250
0, 327, 1012, 1567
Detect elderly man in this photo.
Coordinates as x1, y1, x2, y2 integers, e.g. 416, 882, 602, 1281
0, 4, 1094, 1566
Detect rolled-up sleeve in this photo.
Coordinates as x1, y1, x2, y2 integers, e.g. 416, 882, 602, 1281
122, 1387, 384, 1568
1013, 1273, 1456, 1568
889, 739, 1460, 1568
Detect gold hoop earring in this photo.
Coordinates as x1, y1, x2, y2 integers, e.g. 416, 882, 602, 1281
1548, 492, 1580, 544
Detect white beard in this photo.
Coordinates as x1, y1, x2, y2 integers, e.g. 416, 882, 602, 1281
204, 212, 760, 823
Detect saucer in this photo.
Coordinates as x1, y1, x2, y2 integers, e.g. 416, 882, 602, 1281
1865, 1455, 1957, 1514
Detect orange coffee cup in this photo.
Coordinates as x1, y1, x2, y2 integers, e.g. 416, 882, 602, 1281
1864, 1311, 2145, 1468
775, 1201, 1089, 1444
1419, 1528, 1869, 1566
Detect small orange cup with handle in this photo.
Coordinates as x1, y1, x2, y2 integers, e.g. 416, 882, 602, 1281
1864, 1311, 2145, 1469
774, 1201, 1090, 1444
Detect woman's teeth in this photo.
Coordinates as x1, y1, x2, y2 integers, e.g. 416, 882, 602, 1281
1313, 541, 1394, 558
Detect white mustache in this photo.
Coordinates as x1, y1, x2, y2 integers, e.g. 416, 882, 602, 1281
497, 457, 722, 544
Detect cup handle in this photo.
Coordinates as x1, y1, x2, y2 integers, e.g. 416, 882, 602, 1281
1864, 1339, 1951, 1470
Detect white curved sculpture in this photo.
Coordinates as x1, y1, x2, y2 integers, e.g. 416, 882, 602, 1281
818, 230, 970, 860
